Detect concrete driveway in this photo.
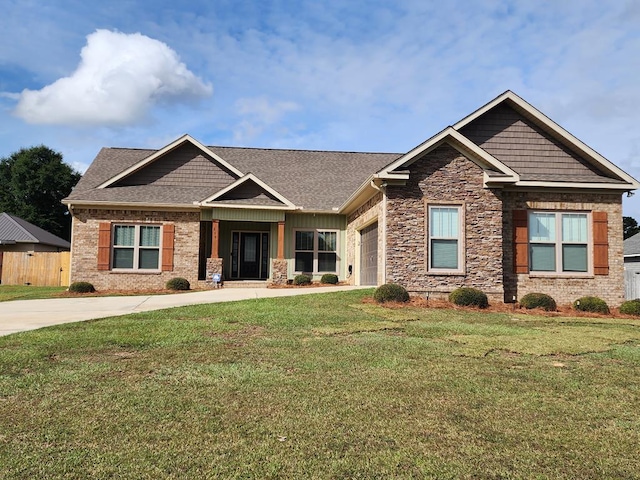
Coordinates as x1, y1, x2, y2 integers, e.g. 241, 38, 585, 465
0, 286, 371, 337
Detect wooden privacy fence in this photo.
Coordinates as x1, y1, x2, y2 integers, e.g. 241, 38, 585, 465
0, 251, 70, 287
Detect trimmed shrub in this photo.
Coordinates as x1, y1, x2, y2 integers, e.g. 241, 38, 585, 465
166, 277, 190, 291
293, 274, 312, 286
619, 299, 640, 316
373, 283, 410, 303
320, 273, 339, 285
573, 296, 609, 314
449, 287, 488, 308
68, 281, 95, 294
519, 292, 557, 311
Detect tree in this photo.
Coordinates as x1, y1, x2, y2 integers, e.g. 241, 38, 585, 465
624, 216, 640, 239
0, 146, 81, 241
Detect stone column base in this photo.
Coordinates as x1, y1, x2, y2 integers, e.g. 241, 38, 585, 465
270, 259, 288, 285
206, 258, 224, 287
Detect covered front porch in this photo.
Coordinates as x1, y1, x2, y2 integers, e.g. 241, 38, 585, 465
197, 208, 347, 285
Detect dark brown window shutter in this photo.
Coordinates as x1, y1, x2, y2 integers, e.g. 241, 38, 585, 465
97, 222, 111, 270
162, 224, 175, 272
593, 211, 608, 275
513, 210, 529, 273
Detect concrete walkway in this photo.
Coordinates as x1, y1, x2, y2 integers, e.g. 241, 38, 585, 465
0, 286, 371, 337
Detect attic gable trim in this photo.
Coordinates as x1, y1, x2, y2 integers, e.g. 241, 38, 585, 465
97, 134, 244, 189
200, 202, 298, 211
454, 90, 640, 189
377, 127, 519, 181
199, 173, 296, 208
513, 180, 636, 190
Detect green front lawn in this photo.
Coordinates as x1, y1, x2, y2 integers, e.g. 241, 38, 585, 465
0, 285, 67, 302
1, 290, 639, 479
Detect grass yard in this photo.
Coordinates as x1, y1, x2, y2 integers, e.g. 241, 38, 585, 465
0, 289, 639, 479
0, 285, 67, 302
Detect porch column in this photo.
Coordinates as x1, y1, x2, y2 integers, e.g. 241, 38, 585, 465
277, 221, 285, 259
211, 219, 220, 259
271, 221, 288, 285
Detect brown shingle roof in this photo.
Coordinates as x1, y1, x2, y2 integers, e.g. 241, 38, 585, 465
67, 145, 401, 211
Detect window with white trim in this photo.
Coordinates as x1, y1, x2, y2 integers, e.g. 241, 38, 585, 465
112, 224, 161, 270
428, 205, 463, 272
294, 230, 338, 273
529, 212, 589, 273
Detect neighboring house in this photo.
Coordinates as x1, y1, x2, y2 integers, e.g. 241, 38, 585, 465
63, 91, 639, 306
0, 212, 70, 252
623, 232, 640, 299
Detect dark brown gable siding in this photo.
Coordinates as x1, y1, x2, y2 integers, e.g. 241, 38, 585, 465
216, 180, 283, 206
116, 143, 238, 189
460, 104, 612, 183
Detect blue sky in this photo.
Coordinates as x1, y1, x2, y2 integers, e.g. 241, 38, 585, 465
2, 0, 640, 217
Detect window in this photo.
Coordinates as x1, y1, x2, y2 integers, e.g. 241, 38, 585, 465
428, 205, 462, 272
112, 224, 161, 270
529, 212, 588, 273
294, 230, 338, 273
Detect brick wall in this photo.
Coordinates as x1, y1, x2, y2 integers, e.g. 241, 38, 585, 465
385, 144, 504, 298
70, 208, 201, 291
502, 191, 625, 306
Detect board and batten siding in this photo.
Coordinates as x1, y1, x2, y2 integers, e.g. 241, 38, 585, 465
284, 213, 347, 280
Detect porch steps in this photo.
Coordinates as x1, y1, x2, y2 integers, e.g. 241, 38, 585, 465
223, 280, 268, 289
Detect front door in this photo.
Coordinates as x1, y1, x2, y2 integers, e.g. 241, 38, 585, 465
231, 232, 269, 279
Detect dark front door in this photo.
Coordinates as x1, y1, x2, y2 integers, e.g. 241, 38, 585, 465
232, 232, 269, 279
360, 222, 378, 286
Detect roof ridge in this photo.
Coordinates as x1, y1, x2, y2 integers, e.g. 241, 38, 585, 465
209, 145, 403, 155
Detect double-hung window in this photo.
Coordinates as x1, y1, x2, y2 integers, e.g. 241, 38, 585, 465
529, 212, 588, 273
428, 205, 463, 272
112, 224, 161, 270
294, 230, 338, 273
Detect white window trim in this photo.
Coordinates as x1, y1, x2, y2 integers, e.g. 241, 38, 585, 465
111, 223, 162, 272
528, 211, 592, 276
293, 229, 339, 274
426, 203, 465, 275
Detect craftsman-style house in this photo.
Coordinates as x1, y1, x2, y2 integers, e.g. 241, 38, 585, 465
63, 91, 638, 305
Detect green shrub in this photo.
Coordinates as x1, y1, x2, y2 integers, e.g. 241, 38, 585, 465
166, 277, 190, 291
320, 273, 339, 284
373, 283, 409, 303
573, 296, 609, 314
619, 299, 640, 316
68, 281, 95, 294
449, 287, 488, 308
293, 274, 312, 286
519, 292, 557, 311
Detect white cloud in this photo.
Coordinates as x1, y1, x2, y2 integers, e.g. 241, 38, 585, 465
13, 29, 212, 126
233, 96, 299, 143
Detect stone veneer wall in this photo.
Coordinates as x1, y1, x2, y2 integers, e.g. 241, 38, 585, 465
70, 208, 200, 291
385, 144, 505, 299
346, 192, 383, 285
270, 259, 288, 285
502, 191, 624, 307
